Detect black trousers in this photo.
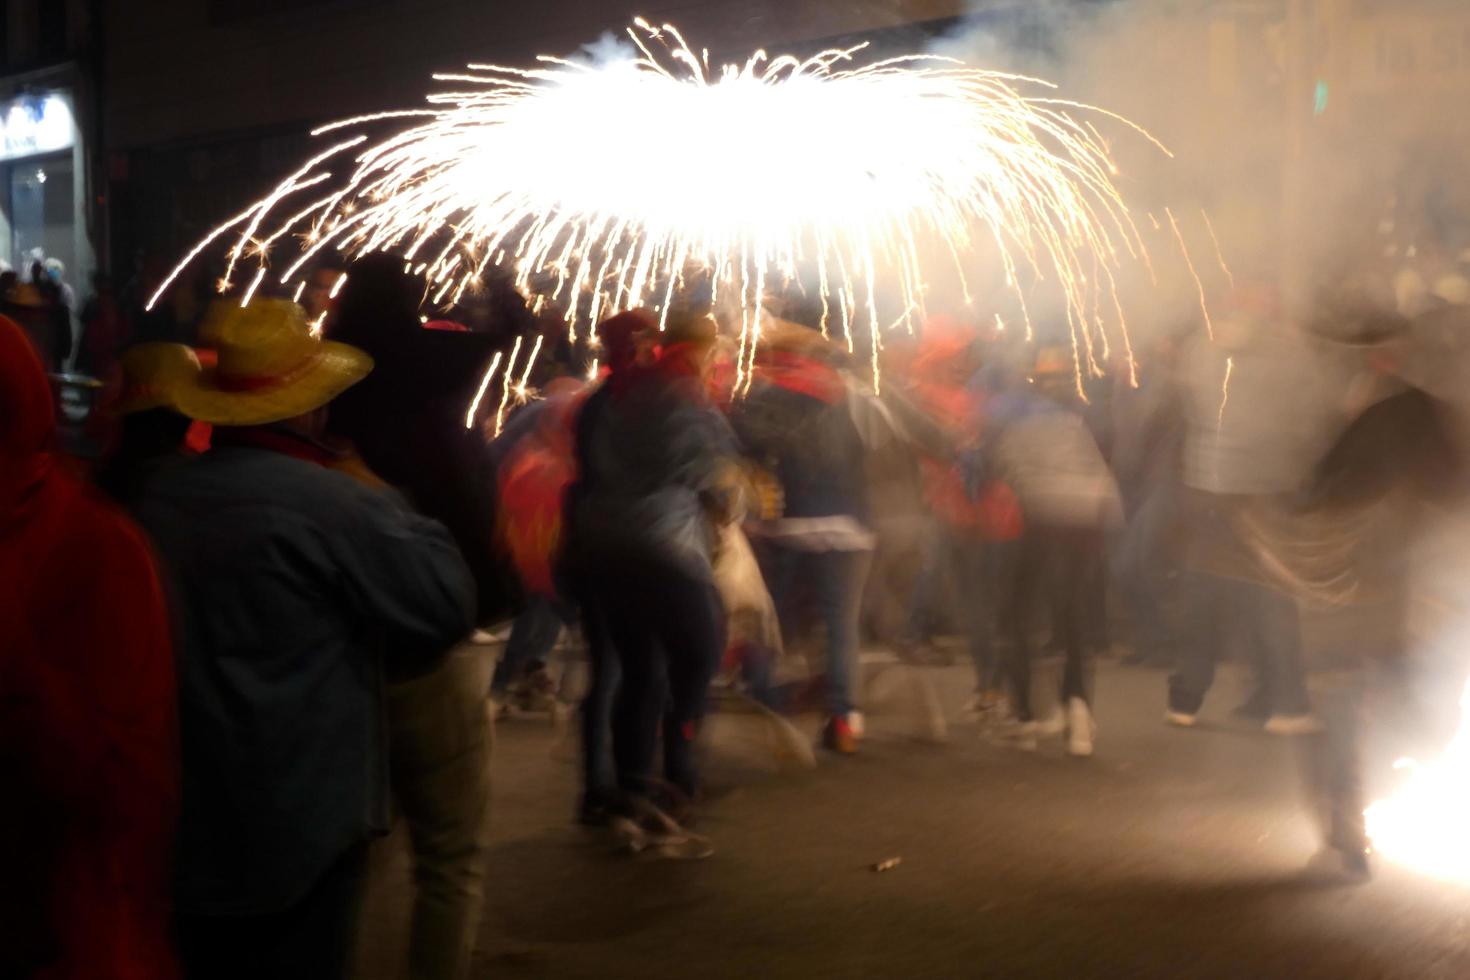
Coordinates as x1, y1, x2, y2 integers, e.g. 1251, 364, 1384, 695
587, 557, 724, 799
177, 843, 368, 980
999, 524, 1101, 722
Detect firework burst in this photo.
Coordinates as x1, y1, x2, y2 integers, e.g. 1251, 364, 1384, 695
152, 18, 1169, 389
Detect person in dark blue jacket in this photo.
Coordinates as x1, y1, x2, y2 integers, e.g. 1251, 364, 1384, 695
133, 300, 475, 980
731, 304, 874, 754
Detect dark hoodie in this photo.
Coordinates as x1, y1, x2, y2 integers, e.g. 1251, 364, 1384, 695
0, 316, 178, 979
328, 253, 520, 627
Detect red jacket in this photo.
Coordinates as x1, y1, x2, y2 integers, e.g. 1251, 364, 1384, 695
0, 316, 179, 980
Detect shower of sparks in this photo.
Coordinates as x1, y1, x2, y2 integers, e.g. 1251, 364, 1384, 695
1200, 209, 1234, 290
1365, 677, 1470, 884
309, 311, 328, 337
464, 350, 504, 428
1166, 207, 1212, 340
1217, 355, 1233, 430
149, 18, 1168, 388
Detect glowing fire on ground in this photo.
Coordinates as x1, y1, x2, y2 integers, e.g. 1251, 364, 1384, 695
1364, 678, 1470, 883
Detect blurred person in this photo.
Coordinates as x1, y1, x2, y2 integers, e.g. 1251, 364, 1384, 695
43, 256, 77, 312
1110, 334, 1188, 668
731, 300, 876, 754
35, 260, 75, 368
900, 317, 1023, 713
6, 280, 69, 371
562, 309, 656, 822
79, 273, 132, 379
94, 343, 206, 508
1166, 290, 1344, 734
568, 305, 739, 832
984, 346, 1122, 756
489, 377, 587, 716
327, 255, 514, 979
132, 300, 476, 980
0, 317, 179, 979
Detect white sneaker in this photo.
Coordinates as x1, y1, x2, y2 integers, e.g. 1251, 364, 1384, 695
1032, 710, 1067, 738
1066, 697, 1095, 757
992, 718, 1039, 751
1264, 714, 1323, 736
1164, 709, 1197, 728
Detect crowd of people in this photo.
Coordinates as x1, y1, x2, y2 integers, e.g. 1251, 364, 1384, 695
5, 241, 1467, 978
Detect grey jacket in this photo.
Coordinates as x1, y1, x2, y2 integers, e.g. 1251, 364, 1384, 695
133, 440, 475, 915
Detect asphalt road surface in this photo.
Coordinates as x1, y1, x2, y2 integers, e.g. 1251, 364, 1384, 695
355, 655, 1470, 980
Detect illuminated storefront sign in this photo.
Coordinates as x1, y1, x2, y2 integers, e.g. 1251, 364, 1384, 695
0, 94, 74, 161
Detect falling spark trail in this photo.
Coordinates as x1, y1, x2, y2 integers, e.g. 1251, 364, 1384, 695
517, 334, 545, 398
495, 336, 524, 435
151, 20, 1168, 386
1217, 355, 1233, 430
1200, 209, 1234, 290
1166, 207, 1213, 339
329, 272, 349, 299
464, 351, 503, 428
240, 267, 269, 307
292, 281, 306, 303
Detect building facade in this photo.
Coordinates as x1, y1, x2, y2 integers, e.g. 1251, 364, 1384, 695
0, 0, 98, 296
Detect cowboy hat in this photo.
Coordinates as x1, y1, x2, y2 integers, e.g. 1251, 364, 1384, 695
173, 298, 372, 426
112, 342, 202, 415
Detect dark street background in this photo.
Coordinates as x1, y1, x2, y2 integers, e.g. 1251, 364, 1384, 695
355, 656, 1470, 980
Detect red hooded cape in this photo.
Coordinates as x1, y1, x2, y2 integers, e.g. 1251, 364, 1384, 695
0, 317, 179, 979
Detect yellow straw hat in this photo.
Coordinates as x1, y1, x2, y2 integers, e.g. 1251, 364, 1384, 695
173, 298, 372, 426
113, 342, 202, 415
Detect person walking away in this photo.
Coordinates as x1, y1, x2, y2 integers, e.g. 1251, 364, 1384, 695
986, 347, 1122, 756
326, 256, 515, 980
488, 377, 587, 715
562, 309, 655, 823
731, 303, 875, 754
0, 317, 179, 980
132, 300, 475, 980
1109, 335, 1187, 668
1166, 291, 1348, 734
900, 318, 1023, 712
569, 306, 740, 831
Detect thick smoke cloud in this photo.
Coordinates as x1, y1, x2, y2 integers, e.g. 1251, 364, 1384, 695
932, 0, 1470, 336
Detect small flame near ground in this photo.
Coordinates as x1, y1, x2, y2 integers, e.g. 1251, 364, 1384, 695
1364, 678, 1470, 884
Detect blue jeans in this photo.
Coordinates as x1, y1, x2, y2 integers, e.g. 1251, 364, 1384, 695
1168, 572, 1308, 716
764, 546, 872, 717
905, 525, 1010, 691
585, 558, 724, 799
490, 595, 569, 695
1114, 482, 1180, 665
577, 591, 621, 806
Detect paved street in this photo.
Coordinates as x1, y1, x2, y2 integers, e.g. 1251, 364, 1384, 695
356, 657, 1470, 980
